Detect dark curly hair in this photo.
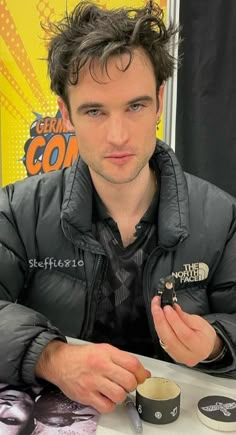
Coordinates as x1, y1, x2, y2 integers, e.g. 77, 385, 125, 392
45, 0, 179, 107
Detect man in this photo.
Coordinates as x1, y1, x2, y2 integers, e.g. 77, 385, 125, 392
0, 0, 236, 414
0, 384, 36, 435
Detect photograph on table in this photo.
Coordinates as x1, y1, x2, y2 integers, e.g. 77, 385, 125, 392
0, 383, 99, 435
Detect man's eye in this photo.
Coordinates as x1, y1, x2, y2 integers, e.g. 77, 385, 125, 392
129, 104, 143, 112
86, 109, 101, 117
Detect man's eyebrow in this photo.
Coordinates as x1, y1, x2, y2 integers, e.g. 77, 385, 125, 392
127, 95, 154, 104
76, 95, 154, 113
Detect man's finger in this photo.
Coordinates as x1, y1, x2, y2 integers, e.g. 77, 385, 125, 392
151, 295, 161, 311
151, 295, 173, 333
106, 363, 149, 391
163, 304, 198, 350
151, 297, 182, 348
112, 348, 151, 384
90, 391, 116, 413
98, 377, 128, 404
174, 304, 203, 330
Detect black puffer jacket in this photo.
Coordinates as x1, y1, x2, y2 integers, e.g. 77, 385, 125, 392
0, 141, 236, 385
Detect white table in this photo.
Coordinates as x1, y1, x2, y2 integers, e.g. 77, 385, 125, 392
67, 338, 236, 434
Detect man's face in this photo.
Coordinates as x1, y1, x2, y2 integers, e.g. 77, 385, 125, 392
0, 388, 34, 435
59, 48, 164, 186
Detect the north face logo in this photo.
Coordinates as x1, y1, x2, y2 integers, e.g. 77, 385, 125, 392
173, 263, 209, 283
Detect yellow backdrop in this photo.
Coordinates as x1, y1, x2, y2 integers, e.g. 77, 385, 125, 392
0, 0, 167, 186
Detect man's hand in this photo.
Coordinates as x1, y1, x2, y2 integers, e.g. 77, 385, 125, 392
151, 296, 224, 366
35, 341, 151, 413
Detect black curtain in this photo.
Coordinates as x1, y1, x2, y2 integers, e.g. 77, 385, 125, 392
175, 0, 236, 197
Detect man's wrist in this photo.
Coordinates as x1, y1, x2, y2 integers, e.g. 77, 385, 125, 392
202, 344, 227, 363
201, 334, 226, 363
208, 334, 224, 359
35, 339, 67, 384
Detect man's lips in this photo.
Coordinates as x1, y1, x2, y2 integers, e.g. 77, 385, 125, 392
105, 153, 134, 158
104, 153, 135, 165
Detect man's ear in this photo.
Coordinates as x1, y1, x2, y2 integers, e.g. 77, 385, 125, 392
58, 97, 75, 132
156, 84, 165, 121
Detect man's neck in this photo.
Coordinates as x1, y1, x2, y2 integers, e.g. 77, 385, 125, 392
91, 166, 157, 246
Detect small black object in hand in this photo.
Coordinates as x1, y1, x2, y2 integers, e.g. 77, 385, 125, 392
158, 275, 177, 308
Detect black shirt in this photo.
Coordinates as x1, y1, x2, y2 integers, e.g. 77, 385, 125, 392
91, 181, 159, 357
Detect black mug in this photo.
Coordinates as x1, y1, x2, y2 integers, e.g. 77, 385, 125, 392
136, 377, 181, 424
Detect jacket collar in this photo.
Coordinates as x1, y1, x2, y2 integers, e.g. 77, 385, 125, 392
61, 140, 190, 251
154, 140, 189, 248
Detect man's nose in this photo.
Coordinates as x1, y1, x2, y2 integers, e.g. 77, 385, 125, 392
106, 115, 129, 146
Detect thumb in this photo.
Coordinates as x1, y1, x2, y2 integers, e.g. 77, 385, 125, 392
140, 369, 152, 383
